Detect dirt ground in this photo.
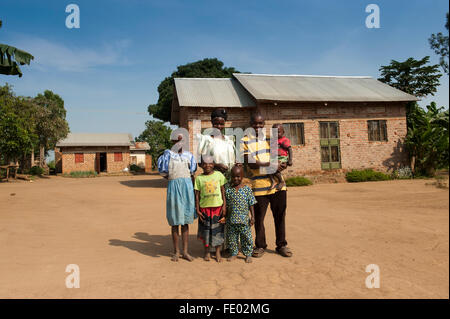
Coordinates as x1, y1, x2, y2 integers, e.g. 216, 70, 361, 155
0, 174, 448, 299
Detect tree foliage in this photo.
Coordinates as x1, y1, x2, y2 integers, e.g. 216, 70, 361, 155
0, 19, 34, 77
0, 85, 69, 167
136, 120, 173, 168
405, 102, 449, 176
429, 12, 449, 75
148, 58, 239, 122
378, 56, 442, 98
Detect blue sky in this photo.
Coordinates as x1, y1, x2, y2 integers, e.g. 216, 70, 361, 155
1, 0, 449, 139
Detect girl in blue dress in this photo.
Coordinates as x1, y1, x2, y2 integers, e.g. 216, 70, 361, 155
158, 135, 197, 262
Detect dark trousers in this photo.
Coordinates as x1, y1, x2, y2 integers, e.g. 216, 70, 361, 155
254, 190, 287, 250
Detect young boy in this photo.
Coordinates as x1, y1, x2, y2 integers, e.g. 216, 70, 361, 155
195, 155, 227, 262
224, 165, 256, 263
270, 124, 293, 190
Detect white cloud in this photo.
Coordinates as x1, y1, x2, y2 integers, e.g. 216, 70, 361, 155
10, 36, 132, 72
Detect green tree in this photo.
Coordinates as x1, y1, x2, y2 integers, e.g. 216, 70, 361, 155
405, 102, 449, 176
0, 85, 36, 164
33, 90, 70, 167
136, 120, 172, 168
429, 13, 449, 75
148, 58, 239, 122
0, 19, 34, 77
378, 56, 442, 128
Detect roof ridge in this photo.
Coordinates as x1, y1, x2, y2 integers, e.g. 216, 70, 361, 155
233, 73, 372, 79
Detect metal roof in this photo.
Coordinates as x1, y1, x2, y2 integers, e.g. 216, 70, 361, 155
174, 78, 256, 107
130, 141, 150, 151
56, 133, 133, 147
233, 73, 419, 102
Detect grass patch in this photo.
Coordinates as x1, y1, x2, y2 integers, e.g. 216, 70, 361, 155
285, 176, 313, 187
346, 169, 391, 183
63, 171, 98, 178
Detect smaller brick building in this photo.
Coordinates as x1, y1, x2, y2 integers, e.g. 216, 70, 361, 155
55, 133, 135, 174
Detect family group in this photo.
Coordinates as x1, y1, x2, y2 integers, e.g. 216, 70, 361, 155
157, 109, 293, 263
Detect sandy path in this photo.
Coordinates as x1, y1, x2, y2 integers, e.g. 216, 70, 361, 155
0, 175, 448, 298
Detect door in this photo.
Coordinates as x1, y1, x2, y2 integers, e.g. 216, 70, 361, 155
95, 153, 100, 173
320, 122, 341, 169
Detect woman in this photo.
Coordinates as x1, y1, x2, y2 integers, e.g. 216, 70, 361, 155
196, 108, 236, 178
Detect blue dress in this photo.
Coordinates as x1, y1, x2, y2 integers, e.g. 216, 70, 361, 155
157, 150, 197, 226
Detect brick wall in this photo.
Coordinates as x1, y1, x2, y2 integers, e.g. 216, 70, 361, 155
59, 146, 130, 174
179, 101, 409, 177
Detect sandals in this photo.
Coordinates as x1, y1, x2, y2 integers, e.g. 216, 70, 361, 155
252, 248, 265, 258
276, 246, 293, 257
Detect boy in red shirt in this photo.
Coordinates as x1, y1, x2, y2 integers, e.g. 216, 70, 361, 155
270, 124, 293, 190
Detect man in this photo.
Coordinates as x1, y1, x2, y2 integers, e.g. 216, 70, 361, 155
241, 112, 293, 258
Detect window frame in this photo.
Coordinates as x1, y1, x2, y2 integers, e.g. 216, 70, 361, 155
367, 120, 388, 142
75, 153, 84, 164
282, 122, 305, 146
114, 152, 123, 162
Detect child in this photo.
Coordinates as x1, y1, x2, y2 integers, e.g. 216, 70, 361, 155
157, 134, 197, 262
270, 124, 293, 190
195, 155, 227, 262
224, 165, 256, 263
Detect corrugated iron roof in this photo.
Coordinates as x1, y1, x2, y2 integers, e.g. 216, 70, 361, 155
174, 78, 256, 107
56, 133, 133, 147
233, 73, 419, 102
130, 141, 150, 151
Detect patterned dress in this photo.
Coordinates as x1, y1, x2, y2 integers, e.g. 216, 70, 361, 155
225, 184, 257, 257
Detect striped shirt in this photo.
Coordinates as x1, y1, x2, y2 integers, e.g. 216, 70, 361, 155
241, 134, 287, 197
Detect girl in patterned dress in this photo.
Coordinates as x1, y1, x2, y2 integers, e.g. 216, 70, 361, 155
224, 165, 256, 263
158, 135, 197, 262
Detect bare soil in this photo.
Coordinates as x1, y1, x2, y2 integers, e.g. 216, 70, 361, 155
0, 175, 448, 298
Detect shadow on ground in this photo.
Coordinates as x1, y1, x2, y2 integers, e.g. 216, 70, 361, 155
109, 231, 203, 258
119, 178, 167, 188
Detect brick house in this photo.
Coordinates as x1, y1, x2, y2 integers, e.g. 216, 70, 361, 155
55, 133, 136, 174
171, 73, 418, 177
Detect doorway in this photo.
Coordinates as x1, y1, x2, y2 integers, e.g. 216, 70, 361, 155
96, 152, 107, 173
319, 121, 341, 169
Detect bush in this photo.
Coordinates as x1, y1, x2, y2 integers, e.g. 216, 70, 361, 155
285, 176, 313, 187
392, 166, 413, 179
345, 169, 391, 182
29, 166, 44, 176
130, 164, 142, 172
47, 160, 56, 170
63, 171, 98, 178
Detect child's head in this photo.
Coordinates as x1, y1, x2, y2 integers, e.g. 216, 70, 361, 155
211, 108, 227, 132
250, 112, 265, 132
171, 134, 183, 145
200, 155, 215, 174
273, 123, 284, 138
230, 165, 243, 187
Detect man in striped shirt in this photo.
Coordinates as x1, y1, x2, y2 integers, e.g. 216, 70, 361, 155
241, 112, 293, 258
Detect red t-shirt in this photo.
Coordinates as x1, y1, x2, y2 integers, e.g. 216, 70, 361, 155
278, 136, 291, 157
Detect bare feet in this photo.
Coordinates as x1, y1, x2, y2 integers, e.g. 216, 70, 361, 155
171, 253, 180, 262
227, 255, 237, 262
204, 252, 210, 262
245, 256, 252, 263
181, 253, 193, 262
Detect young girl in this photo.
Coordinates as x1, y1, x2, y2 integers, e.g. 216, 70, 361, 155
270, 123, 293, 190
158, 134, 197, 262
224, 165, 256, 263
195, 155, 227, 262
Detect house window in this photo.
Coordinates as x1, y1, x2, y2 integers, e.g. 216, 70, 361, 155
368, 120, 388, 141
75, 153, 84, 164
114, 152, 123, 162
282, 123, 305, 145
